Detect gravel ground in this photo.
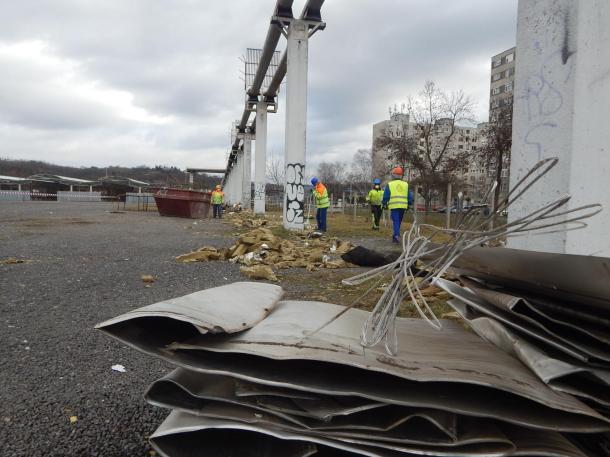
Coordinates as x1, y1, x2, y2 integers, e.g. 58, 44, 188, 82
0, 201, 243, 457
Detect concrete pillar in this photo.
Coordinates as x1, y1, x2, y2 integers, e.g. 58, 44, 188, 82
509, 0, 610, 256
242, 137, 252, 210
234, 152, 243, 205
89, 185, 93, 192
282, 19, 308, 230
18, 184, 21, 191
70, 185, 73, 192
254, 102, 268, 214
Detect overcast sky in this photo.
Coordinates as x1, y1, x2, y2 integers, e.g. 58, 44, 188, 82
0, 0, 517, 171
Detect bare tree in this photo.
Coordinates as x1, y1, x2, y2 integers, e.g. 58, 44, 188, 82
316, 161, 347, 184
266, 151, 284, 186
376, 81, 476, 212
347, 149, 372, 193
478, 106, 512, 210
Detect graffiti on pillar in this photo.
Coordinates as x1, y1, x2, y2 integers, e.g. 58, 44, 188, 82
520, 10, 575, 160
254, 183, 265, 201
285, 163, 305, 224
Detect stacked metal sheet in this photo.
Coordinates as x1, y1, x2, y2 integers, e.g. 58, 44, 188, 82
96, 281, 609, 456
435, 246, 610, 455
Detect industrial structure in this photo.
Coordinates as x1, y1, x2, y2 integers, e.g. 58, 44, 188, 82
220, 0, 326, 230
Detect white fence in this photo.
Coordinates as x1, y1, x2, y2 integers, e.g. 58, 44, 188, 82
57, 191, 102, 202
0, 191, 32, 201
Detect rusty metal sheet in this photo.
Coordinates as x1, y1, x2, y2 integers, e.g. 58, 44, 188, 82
95, 282, 283, 337
150, 410, 515, 457
447, 298, 610, 411
446, 245, 610, 310
166, 300, 607, 428
437, 278, 610, 365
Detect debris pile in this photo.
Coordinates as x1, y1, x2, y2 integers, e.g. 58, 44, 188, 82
436, 246, 610, 454
176, 227, 354, 275
96, 282, 608, 456
224, 210, 281, 229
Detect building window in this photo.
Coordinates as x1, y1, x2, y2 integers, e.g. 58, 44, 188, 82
491, 87, 501, 95
505, 53, 514, 62
458, 145, 463, 150
492, 58, 502, 68
492, 73, 502, 82
504, 82, 513, 92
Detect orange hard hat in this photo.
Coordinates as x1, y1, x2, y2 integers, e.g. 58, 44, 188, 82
215, 184, 221, 189
391, 166, 404, 176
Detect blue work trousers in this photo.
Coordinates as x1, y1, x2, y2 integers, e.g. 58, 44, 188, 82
213, 204, 222, 218
316, 207, 328, 232
390, 208, 406, 238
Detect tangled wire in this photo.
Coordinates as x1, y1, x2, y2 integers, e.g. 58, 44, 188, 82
303, 158, 602, 355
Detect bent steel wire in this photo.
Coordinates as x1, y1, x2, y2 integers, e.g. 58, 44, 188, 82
303, 158, 602, 355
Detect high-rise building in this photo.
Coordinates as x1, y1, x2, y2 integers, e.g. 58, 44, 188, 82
489, 47, 516, 122
371, 113, 486, 207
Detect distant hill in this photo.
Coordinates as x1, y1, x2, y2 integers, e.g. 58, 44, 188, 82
0, 158, 221, 188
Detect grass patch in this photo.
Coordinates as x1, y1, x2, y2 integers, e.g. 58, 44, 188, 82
278, 267, 452, 318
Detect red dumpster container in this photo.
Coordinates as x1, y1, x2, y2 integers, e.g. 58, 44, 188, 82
153, 188, 213, 219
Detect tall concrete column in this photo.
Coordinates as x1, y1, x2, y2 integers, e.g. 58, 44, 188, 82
242, 138, 252, 210
233, 152, 243, 205
509, 0, 610, 256
254, 102, 268, 214
282, 19, 308, 230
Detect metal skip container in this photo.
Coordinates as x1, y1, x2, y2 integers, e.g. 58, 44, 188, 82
153, 188, 213, 219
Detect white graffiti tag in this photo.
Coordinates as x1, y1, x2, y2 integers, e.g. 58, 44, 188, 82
285, 163, 305, 224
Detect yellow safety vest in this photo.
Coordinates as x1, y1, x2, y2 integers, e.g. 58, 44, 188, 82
387, 180, 409, 210
314, 184, 330, 209
366, 188, 383, 206
211, 190, 224, 204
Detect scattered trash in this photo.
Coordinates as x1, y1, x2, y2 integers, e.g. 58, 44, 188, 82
0, 258, 29, 265
69, 416, 78, 424
111, 364, 126, 373
240, 265, 278, 282
175, 247, 225, 263
141, 275, 155, 283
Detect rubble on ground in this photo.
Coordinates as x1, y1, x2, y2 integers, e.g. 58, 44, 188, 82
176, 227, 355, 274
224, 210, 281, 229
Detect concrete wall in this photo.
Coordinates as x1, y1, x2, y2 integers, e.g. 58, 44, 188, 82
508, 0, 610, 256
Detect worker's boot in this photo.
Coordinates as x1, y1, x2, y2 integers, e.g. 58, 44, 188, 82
392, 235, 400, 243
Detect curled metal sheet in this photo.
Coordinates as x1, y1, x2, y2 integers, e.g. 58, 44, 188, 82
448, 298, 610, 411
235, 379, 319, 400
146, 368, 460, 439
446, 246, 610, 310
165, 399, 514, 451
102, 295, 610, 432
436, 278, 602, 364
149, 410, 515, 457
95, 281, 283, 336
167, 300, 608, 429
464, 278, 610, 347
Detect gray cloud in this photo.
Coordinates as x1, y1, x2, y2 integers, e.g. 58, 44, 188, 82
0, 0, 517, 170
